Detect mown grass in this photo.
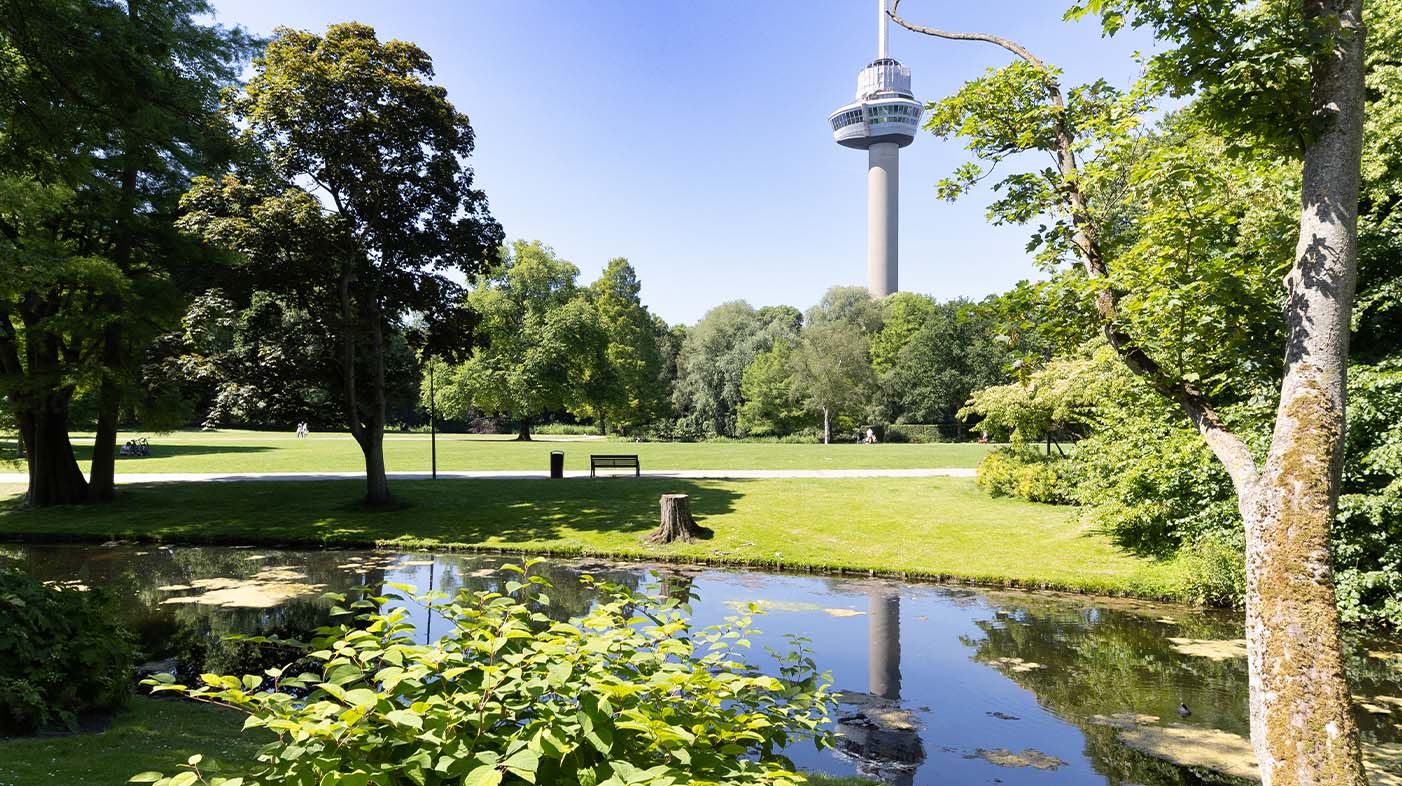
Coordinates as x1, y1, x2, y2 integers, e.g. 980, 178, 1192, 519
0, 477, 1183, 597
0, 697, 266, 786
1, 429, 996, 475
0, 696, 874, 786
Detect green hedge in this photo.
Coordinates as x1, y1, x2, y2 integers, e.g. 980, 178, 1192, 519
886, 424, 954, 443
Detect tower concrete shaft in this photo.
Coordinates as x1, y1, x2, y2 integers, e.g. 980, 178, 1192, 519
867, 142, 899, 298
829, 0, 919, 299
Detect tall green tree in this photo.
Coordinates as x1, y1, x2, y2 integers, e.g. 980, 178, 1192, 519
220, 23, 501, 504
790, 321, 876, 444
0, 0, 255, 505
439, 241, 604, 441
736, 340, 805, 437
672, 302, 799, 437
869, 292, 936, 374
584, 258, 667, 434
804, 286, 884, 335
891, 0, 1369, 779
885, 299, 1008, 429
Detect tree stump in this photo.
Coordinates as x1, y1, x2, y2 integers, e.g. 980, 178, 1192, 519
646, 493, 707, 544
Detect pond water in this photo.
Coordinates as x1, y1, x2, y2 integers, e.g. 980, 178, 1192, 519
9, 544, 1402, 786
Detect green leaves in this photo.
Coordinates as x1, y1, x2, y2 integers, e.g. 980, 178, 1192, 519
135, 561, 836, 786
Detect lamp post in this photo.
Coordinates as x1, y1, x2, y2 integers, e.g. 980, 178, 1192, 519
428, 357, 437, 480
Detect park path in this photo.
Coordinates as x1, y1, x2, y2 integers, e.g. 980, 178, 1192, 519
0, 468, 975, 485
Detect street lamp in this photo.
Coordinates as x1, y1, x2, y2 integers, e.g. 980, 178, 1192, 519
428, 356, 437, 480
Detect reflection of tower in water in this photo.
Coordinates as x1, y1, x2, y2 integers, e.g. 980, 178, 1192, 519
834, 588, 925, 786
869, 590, 901, 700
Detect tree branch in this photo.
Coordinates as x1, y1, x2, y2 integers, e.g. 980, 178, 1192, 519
889, 0, 1261, 492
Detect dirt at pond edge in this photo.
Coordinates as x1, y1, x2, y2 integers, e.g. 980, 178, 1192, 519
0, 528, 1193, 609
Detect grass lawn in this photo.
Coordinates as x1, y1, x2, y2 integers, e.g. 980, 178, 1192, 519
0, 476, 1181, 597
0, 697, 266, 786
2, 429, 998, 474
0, 696, 873, 786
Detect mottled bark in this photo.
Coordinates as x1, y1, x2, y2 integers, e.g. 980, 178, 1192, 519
1240, 2, 1367, 784
13, 317, 88, 506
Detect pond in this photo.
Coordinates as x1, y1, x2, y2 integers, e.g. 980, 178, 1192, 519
9, 544, 1402, 786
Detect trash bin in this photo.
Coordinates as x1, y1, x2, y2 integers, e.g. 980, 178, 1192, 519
550, 450, 564, 479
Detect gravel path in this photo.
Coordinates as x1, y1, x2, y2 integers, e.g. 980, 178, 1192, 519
0, 468, 976, 485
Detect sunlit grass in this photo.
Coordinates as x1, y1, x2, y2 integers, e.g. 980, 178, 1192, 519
2, 429, 998, 475
0, 476, 1182, 598
0, 697, 266, 786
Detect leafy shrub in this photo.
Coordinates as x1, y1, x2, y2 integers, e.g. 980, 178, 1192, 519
140, 561, 835, 786
531, 423, 601, 436
1067, 398, 1244, 557
707, 429, 825, 445
1175, 533, 1248, 608
1333, 361, 1402, 626
975, 448, 1020, 497
0, 559, 138, 734
975, 447, 1072, 504
884, 424, 950, 444
1013, 460, 1071, 504
637, 417, 709, 442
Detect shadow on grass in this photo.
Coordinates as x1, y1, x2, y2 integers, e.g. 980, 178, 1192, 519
68, 444, 275, 462
0, 478, 746, 551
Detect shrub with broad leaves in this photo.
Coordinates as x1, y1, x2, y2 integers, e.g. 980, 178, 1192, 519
0, 558, 137, 735
133, 560, 835, 786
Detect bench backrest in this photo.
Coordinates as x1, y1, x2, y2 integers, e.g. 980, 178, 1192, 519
591, 454, 639, 465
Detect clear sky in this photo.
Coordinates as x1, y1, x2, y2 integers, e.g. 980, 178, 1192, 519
207, 1, 1154, 326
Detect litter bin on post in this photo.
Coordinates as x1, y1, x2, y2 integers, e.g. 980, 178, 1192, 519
550, 450, 565, 479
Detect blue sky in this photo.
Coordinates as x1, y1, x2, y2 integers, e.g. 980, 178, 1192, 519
208, 1, 1155, 325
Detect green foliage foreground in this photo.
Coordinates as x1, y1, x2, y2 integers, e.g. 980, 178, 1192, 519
137, 562, 835, 786
0, 558, 137, 735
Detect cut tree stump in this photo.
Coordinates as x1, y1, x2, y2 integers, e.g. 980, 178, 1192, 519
646, 493, 708, 544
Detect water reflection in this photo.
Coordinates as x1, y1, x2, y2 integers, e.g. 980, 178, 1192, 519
869, 590, 901, 700
833, 590, 924, 786
10, 544, 1402, 786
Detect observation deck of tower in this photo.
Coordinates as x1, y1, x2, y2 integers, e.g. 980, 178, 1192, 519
828, 0, 922, 298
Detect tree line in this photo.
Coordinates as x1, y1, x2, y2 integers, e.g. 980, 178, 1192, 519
1, 7, 503, 507
423, 256, 1013, 446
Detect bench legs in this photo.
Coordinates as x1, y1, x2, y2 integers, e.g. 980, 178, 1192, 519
588, 464, 640, 477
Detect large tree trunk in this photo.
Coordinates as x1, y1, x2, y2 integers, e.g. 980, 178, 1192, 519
89, 349, 121, 502
18, 321, 88, 506
361, 313, 392, 507
361, 430, 390, 506
1241, 3, 1367, 784
26, 404, 87, 506
91, 41, 141, 504
516, 417, 532, 441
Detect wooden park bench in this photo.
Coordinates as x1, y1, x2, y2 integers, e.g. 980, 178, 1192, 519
590, 454, 640, 478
